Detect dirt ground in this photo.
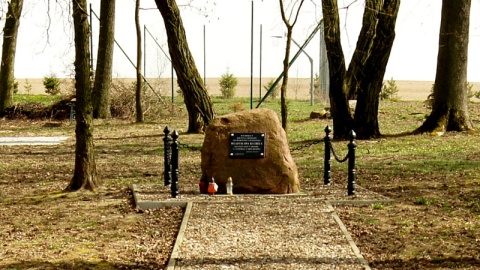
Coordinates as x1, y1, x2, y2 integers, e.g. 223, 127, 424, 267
0, 120, 188, 269
1, 114, 479, 269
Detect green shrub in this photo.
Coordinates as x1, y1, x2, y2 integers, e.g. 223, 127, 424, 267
13, 80, 19, 94
23, 79, 32, 95
414, 197, 436, 206
263, 79, 279, 99
219, 70, 237, 99
43, 73, 61, 95
427, 82, 477, 106
312, 73, 322, 101
466, 82, 476, 99
380, 77, 399, 100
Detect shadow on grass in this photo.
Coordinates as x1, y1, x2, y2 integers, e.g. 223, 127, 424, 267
370, 256, 480, 269
95, 134, 162, 141
380, 130, 416, 138
1, 260, 165, 270
176, 255, 363, 268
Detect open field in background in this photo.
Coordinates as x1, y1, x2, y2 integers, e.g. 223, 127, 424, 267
16, 77, 480, 101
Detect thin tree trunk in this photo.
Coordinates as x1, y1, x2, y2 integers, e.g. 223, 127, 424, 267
93, 0, 115, 119
135, 0, 144, 122
66, 0, 100, 192
0, 0, 23, 113
280, 29, 292, 131
154, 0, 214, 133
416, 0, 473, 133
278, 0, 305, 131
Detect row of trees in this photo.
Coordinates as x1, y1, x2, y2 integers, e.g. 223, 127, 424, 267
0, 0, 474, 192
266, 0, 473, 139
319, 0, 473, 139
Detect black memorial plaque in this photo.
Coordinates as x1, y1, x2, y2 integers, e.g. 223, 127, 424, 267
229, 133, 265, 158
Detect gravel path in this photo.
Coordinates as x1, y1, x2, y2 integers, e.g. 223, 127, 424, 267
173, 197, 369, 270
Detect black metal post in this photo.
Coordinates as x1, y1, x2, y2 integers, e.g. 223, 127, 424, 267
170, 130, 180, 198
347, 130, 357, 195
204, 24, 206, 87
163, 126, 172, 186
69, 102, 75, 124
324, 125, 332, 185
250, 0, 254, 110
259, 24, 262, 101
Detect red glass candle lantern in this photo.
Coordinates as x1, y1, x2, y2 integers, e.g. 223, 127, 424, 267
207, 177, 218, 195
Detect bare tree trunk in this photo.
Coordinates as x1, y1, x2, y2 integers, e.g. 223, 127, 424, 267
416, 0, 473, 134
345, 0, 380, 100
154, 0, 214, 133
135, 0, 144, 123
278, 0, 305, 131
65, 0, 101, 192
279, 32, 290, 131
353, 0, 400, 139
321, 0, 353, 139
93, 0, 115, 119
321, 0, 399, 139
0, 0, 23, 113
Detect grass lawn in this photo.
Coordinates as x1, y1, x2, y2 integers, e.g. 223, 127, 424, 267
0, 95, 479, 269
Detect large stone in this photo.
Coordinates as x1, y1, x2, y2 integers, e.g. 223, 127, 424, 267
200, 108, 300, 194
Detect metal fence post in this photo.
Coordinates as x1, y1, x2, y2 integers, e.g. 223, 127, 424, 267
170, 130, 180, 198
69, 99, 76, 124
347, 130, 357, 195
163, 126, 172, 186
324, 125, 332, 185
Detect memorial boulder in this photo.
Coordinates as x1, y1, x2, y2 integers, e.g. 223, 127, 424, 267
201, 108, 301, 194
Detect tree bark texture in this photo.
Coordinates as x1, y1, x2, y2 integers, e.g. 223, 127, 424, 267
280, 29, 291, 131
154, 0, 215, 133
321, 0, 353, 139
416, 0, 473, 133
135, 0, 144, 122
322, 0, 399, 139
353, 0, 400, 139
66, 0, 100, 192
0, 0, 23, 113
345, 0, 380, 100
93, 0, 115, 119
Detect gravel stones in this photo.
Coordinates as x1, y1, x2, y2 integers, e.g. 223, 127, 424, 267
174, 197, 367, 269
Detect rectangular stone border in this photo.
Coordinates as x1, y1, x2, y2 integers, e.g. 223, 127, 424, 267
131, 184, 394, 270
0, 136, 70, 146
132, 184, 190, 270
166, 202, 192, 270
326, 203, 372, 270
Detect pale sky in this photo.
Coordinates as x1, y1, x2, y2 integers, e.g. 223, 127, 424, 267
6, 0, 480, 82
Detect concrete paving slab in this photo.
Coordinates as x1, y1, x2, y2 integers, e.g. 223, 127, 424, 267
0, 136, 70, 146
